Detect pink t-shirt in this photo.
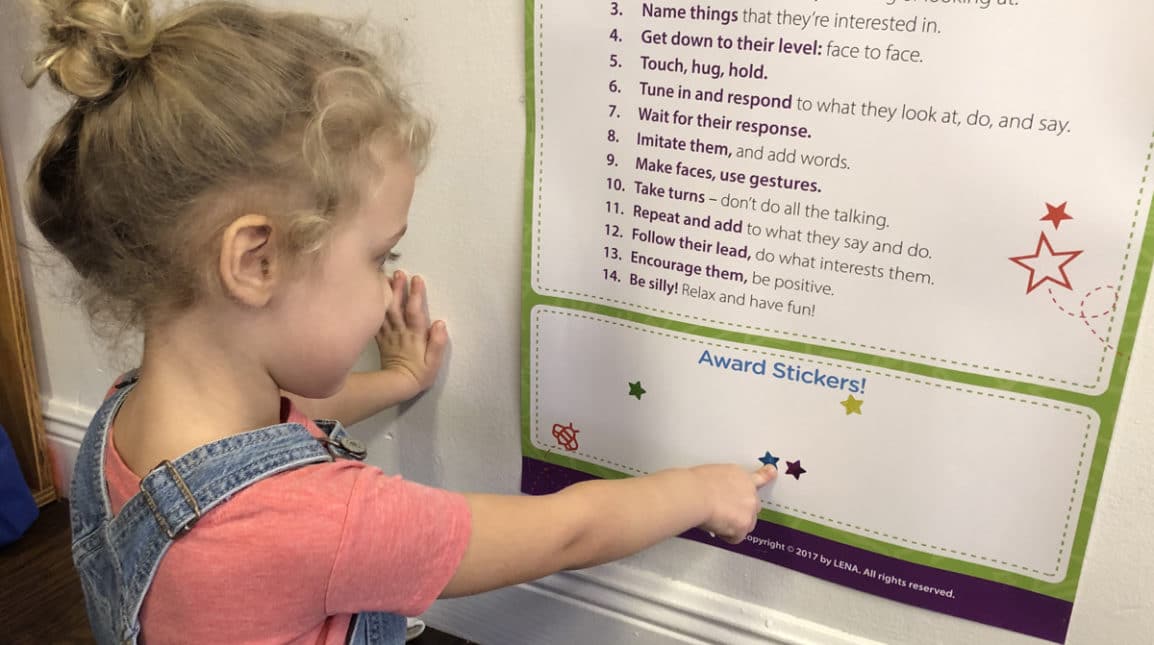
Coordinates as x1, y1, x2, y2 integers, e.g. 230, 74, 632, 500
105, 399, 471, 644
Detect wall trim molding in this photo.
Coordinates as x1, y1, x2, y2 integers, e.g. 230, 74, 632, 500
422, 564, 874, 645
41, 395, 870, 645
43, 396, 89, 441
42, 396, 89, 495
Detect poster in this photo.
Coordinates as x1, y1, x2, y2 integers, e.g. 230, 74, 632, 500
520, 1, 1154, 641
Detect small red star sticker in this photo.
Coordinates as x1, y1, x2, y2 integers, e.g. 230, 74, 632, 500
1009, 232, 1083, 294
1040, 202, 1074, 230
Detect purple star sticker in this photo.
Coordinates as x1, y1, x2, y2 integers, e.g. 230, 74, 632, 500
785, 460, 807, 480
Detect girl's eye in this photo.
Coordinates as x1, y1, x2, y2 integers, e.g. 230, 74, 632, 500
378, 251, 401, 271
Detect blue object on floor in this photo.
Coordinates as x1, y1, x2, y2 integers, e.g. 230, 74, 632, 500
0, 422, 39, 547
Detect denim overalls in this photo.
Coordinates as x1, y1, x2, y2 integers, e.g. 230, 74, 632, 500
69, 373, 407, 644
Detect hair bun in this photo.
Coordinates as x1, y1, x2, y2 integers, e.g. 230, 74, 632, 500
26, 0, 156, 100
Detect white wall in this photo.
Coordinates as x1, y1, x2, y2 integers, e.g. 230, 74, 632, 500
2, 2, 1151, 644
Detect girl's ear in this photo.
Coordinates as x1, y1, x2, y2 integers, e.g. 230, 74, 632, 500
218, 214, 277, 307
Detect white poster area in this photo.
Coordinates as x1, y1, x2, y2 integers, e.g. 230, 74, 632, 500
524, 1, 1154, 641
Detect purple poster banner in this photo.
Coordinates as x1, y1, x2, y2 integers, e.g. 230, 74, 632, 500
522, 457, 1073, 643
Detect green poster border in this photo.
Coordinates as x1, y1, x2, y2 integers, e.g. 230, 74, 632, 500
519, 0, 1154, 604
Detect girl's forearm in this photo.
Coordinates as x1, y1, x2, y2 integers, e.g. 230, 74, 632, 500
558, 468, 712, 569
286, 370, 420, 425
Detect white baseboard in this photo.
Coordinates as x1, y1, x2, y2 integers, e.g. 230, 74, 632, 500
41, 396, 870, 645
423, 564, 875, 645
43, 396, 89, 497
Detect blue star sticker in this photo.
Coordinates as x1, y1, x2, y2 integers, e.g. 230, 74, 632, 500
758, 451, 780, 467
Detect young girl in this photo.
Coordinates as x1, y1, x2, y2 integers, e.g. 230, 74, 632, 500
23, 1, 777, 643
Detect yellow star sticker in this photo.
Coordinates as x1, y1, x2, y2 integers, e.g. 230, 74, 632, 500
841, 395, 863, 415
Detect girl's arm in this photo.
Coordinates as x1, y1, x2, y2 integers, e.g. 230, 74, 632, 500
287, 272, 446, 425
287, 368, 433, 425
442, 464, 776, 597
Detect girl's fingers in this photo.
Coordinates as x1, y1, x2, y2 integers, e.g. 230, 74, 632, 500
751, 464, 777, 488
405, 275, 431, 330
424, 320, 449, 372
384, 270, 407, 328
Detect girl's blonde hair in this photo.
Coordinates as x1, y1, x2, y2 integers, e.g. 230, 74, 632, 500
24, 0, 430, 333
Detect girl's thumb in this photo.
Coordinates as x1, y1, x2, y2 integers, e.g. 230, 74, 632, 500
752, 464, 777, 488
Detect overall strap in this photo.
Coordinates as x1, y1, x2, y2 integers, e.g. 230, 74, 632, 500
348, 610, 408, 645
70, 372, 142, 537
100, 386, 366, 642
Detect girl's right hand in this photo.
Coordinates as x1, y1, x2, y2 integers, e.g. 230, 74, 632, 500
442, 461, 778, 597
692, 464, 777, 544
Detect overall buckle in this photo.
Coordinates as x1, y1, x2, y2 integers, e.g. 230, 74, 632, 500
318, 436, 368, 461
140, 460, 203, 539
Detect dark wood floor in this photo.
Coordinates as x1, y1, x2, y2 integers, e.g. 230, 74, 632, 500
0, 502, 474, 644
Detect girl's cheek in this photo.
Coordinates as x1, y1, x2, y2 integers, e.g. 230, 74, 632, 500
377, 278, 392, 324
380, 275, 393, 311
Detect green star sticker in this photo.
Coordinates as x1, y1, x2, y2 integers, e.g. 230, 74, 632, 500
628, 381, 646, 400
841, 395, 863, 415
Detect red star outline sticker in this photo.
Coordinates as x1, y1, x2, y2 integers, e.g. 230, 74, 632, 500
1040, 202, 1074, 230
1009, 232, 1083, 294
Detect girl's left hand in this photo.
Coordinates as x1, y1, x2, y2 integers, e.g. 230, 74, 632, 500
376, 271, 449, 395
